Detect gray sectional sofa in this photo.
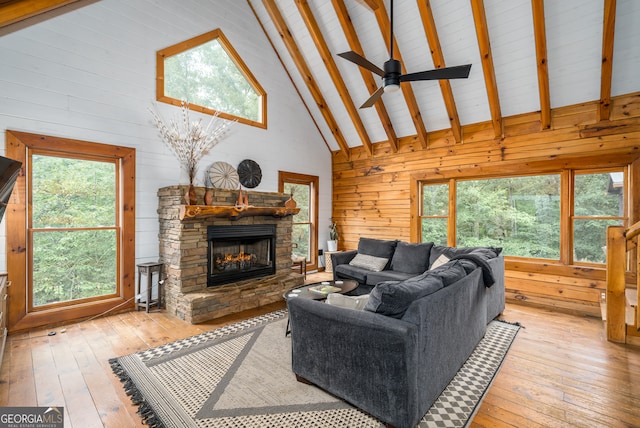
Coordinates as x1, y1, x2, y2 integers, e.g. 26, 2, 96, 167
287, 238, 505, 428
331, 238, 432, 293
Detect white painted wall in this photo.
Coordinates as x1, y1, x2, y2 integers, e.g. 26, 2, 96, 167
0, 0, 332, 270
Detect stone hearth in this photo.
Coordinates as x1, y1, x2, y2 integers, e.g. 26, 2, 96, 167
158, 185, 304, 324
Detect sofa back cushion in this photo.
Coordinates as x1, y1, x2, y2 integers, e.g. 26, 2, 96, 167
427, 260, 468, 286
429, 245, 502, 268
390, 241, 433, 274
364, 273, 444, 319
357, 238, 397, 270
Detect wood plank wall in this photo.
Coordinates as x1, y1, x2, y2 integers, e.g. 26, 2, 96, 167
331, 92, 640, 316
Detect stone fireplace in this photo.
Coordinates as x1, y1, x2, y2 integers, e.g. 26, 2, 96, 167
158, 185, 304, 324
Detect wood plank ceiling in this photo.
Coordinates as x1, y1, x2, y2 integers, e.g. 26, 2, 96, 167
249, 0, 639, 159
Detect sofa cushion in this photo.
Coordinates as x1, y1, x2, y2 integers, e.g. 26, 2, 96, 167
349, 253, 389, 272
364, 273, 444, 318
365, 270, 416, 286
390, 241, 433, 274
357, 238, 397, 269
427, 260, 467, 286
327, 293, 370, 310
334, 264, 370, 283
430, 245, 502, 268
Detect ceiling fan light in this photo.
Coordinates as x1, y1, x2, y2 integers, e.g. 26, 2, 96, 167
384, 83, 400, 93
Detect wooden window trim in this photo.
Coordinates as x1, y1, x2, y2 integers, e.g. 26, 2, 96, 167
5, 130, 136, 333
156, 28, 267, 129
411, 152, 640, 280
278, 171, 319, 272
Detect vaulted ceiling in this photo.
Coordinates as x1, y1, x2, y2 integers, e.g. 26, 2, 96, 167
2, 0, 639, 162
248, 0, 639, 159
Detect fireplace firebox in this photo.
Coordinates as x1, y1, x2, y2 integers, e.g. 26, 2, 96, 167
207, 224, 276, 286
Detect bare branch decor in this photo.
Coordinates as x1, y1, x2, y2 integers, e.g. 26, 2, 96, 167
149, 100, 236, 185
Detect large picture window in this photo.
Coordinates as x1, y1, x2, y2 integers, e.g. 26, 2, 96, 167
6, 131, 135, 332
418, 167, 626, 266
457, 175, 561, 259
30, 153, 119, 308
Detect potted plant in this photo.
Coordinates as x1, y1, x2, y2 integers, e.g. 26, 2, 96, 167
327, 220, 338, 252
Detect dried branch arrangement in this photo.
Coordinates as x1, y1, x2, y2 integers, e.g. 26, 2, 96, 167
149, 101, 236, 184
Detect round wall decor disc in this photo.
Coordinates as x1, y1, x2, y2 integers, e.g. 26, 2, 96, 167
237, 159, 262, 188
209, 161, 239, 189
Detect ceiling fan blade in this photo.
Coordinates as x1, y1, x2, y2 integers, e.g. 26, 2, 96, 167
360, 86, 385, 108
400, 64, 472, 82
338, 51, 385, 77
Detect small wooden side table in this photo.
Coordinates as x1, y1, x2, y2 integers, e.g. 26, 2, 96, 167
136, 262, 163, 312
324, 251, 341, 273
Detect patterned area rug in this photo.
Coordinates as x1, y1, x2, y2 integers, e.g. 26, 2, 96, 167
110, 310, 520, 428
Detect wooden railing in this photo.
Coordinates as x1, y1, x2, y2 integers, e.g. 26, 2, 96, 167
606, 221, 640, 343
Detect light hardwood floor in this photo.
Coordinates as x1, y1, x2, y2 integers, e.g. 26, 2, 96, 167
1, 272, 639, 427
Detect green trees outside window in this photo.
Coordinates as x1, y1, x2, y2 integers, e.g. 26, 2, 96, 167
420, 170, 624, 265
457, 176, 560, 258
157, 29, 266, 128
165, 38, 260, 123
573, 172, 624, 263
421, 183, 448, 246
31, 155, 118, 307
285, 182, 311, 262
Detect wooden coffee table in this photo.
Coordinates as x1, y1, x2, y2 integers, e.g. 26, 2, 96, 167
283, 279, 359, 301
283, 279, 359, 336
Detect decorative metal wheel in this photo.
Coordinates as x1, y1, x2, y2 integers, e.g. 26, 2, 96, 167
209, 161, 239, 189
237, 159, 262, 188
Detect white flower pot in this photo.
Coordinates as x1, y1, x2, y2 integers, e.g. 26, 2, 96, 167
327, 240, 338, 252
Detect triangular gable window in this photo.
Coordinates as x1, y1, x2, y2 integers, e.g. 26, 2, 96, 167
157, 29, 266, 128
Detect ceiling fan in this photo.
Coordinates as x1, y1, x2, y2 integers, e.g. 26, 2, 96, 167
338, 0, 472, 108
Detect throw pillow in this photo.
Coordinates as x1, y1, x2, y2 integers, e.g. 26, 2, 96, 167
349, 253, 389, 272
429, 253, 450, 270
327, 293, 370, 310
390, 241, 434, 274
364, 275, 444, 318
357, 238, 397, 260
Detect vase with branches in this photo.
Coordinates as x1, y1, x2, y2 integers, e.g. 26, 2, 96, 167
149, 100, 235, 203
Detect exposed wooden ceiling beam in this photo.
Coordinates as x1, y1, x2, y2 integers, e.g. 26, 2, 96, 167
531, 0, 551, 130
0, 0, 80, 29
470, 0, 503, 138
598, 0, 616, 122
262, 0, 351, 160
354, 0, 379, 12
373, 0, 429, 149
247, 0, 332, 153
331, 0, 398, 152
417, 0, 464, 143
296, 0, 373, 157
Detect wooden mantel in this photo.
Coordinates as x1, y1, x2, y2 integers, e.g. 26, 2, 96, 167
179, 205, 300, 220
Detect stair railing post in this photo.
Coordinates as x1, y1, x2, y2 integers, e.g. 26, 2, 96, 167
606, 225, 626, 343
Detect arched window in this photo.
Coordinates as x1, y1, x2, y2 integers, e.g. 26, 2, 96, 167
157, 29, 266, 128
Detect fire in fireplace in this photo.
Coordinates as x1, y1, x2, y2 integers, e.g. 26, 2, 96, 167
207, 224, 276, 286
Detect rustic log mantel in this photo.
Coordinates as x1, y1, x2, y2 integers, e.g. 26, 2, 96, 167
179, 205, 300, 220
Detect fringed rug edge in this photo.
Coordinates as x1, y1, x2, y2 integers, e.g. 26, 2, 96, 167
109, 357, 165, 428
